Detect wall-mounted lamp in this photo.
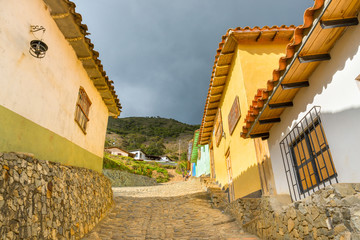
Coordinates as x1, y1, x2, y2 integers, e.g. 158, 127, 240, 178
29, 25, 48, 58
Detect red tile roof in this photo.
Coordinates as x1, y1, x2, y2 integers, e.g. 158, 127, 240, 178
45, 0, 122, 116
199, 25, 296, 145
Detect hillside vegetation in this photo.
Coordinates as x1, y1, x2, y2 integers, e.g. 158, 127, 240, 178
103, 153, 172, 183
106, 117, 199, 160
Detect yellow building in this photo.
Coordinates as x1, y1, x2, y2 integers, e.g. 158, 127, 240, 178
199, 26, 294, 200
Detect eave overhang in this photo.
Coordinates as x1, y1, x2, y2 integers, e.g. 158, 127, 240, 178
242, 0, 360, 139
43, 0, 122, 117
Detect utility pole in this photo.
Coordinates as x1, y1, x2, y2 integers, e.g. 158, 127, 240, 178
178, 139, 181, 161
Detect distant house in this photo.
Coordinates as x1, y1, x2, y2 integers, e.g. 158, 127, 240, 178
160, 156, 173, 162
189, 130, 211, 177
242, 0, 360, 201
105, 147, 133, 157
195, 145, 211, 178
0, 0, 121, 172
129, 150, 147, 160
146, 155, 161, 161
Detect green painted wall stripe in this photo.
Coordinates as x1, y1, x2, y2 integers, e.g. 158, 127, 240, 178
0, 105, 103, 172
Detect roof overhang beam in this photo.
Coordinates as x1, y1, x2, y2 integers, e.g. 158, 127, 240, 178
320, 17, 359, 29
281, 81, 309, 90
268, 102, 293, 109
259, 118, 281, 125
250, 132, 270, 140
298, 54, 331, 63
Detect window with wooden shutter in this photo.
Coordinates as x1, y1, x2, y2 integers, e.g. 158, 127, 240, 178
290, 120, 336, 193
280, 106, 337, 201
75, 87, 91, 133
228, 96, 241, 135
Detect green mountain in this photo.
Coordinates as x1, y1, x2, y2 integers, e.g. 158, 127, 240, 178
106, 117, 200, 160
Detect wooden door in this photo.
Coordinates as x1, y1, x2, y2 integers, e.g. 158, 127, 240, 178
225, 149, 235, 201
210, 143, 215, 178
254, 138, 276, 196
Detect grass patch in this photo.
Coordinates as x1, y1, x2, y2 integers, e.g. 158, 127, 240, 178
103, 153, 169, 183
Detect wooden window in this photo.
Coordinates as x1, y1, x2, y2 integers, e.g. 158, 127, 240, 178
214, 109, 223, 147
75, 87, 91, 133
280, 106, 338, 201
228, 96, 241, 135
290, 119, 336, 193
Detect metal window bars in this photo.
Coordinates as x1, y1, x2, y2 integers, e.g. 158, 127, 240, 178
280, 106, 338, 202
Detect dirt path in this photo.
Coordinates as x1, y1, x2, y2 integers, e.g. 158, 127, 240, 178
166, 169, 185, 183
111, 178, 205, 198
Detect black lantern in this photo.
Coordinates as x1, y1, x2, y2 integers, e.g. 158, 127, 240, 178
29, 40, 48, 58
29, 25, 48, 58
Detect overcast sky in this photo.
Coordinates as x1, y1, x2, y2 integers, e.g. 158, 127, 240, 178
73, 0, 313, 125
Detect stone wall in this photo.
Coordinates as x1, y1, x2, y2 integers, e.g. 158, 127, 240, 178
223, 184, 360, 239
0, 152, 113, 239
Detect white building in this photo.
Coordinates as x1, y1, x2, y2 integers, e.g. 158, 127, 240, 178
129, 150, 147, 160
0, 0, 121, 172
242, 0, 360, 201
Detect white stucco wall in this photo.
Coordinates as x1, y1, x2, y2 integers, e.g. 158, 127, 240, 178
196, 145, 211, 177
0, 0, 109, 157
268, 15, 360, 195
130, 151, 147, 160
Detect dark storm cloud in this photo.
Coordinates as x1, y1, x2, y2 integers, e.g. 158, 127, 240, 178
73, 0, 313, 124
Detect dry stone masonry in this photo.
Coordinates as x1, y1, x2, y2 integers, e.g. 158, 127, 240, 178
0, 152, 113, 239
223, 184, 360, 239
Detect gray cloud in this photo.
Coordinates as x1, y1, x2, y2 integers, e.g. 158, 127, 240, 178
73, 0, 313, 124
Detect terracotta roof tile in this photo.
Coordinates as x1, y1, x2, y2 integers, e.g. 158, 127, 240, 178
46, 0, 122, 116
199, 25, 296, 144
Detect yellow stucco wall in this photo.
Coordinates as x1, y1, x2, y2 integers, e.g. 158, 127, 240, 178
0, 1, 109, 165
211, 42, 288, 199
238, 43, 289, 104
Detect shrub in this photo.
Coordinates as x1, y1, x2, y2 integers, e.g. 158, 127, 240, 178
103, 153, 170, 183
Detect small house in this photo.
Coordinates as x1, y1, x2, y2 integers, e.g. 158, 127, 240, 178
105, 147, 132, 157
129, 150, 147, 161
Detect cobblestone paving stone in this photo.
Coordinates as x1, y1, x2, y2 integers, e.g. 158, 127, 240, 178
82, 179, 259, 240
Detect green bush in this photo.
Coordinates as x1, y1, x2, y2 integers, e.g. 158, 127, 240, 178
176, 161, 187, 175
162, 165, 176, 169
103, 153, 170, 183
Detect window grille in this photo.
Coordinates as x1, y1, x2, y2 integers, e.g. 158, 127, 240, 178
75, 87, 91, 133
280, 106, 337, 201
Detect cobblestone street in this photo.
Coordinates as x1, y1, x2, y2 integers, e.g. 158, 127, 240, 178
82, 179, 259, 240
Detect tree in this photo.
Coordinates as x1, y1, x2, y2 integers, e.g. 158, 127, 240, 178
144, 137, 166, 155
